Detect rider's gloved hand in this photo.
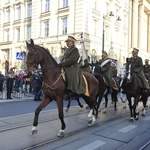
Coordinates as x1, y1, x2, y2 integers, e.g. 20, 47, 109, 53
58, 62, 62, 67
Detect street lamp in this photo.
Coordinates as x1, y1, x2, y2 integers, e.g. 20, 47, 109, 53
102, 11, 114, 52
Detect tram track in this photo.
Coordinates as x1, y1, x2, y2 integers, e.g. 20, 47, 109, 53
0, 102, 149, 150
21, 103, 149, 150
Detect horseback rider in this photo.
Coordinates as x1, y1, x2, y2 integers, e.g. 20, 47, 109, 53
98, 51, 118, 90
58, 35, 86, 96
79, 52, 91, 73
143, 59, 150, 86
130, 48, 149, 92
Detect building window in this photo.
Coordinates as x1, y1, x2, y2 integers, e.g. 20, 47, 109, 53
45, 21, 49, 37
5, 10, 10, 22
27, 25, 31, 40
62, 17, 67, 34
16, 28, 20, 41
45, 0, 50, 12
27, 3, 32, 18
93, 19, 97, 36
63, 0, 68, 7
4, 29, 9, 42
5, 0, 10, 3
93, 0, 98, 10
16, 7, 21, 20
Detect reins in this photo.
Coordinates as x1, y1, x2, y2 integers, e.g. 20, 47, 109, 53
42, 72, 65, 90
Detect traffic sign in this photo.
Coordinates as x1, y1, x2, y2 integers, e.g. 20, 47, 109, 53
16, 52, 24, 60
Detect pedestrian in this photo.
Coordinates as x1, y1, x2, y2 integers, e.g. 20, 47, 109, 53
130, 48, 149, 92
58, 35, 86, 98
6, 68, 15, 99
0, 71, 5, 92
33, 72, 43, 101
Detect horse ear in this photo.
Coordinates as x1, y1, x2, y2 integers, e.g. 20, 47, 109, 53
26, 40, 29, 47
30, 39, 34, 46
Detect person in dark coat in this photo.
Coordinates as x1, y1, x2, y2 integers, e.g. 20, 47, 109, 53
130, 48, 149, 92
58, 35, 86, 95
6, 68, 15, 99
33, 72, 43, 101
99, 51, 118, 90
0, 71, 5, 92
143, 59, 150, 86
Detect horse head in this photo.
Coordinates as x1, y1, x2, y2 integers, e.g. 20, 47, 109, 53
125, 58, 137, 83
25, 39, 42, 75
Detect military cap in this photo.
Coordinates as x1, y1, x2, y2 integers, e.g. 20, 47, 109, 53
133, 48, 139, 53
145, 59, 149, 62
65, 36, 76, 42
102, 51, 108, 56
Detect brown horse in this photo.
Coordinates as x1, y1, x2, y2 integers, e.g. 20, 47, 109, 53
25, 39, 99, 137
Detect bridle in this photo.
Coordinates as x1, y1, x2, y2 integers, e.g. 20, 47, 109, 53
26, 47, 65, 90
26, 48, 39, 71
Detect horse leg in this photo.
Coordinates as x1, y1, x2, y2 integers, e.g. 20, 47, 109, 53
96, 95, 103, 114
56, 98, 66, 137
141, 94, 148, 116
65, 99, 71, 112
103, 94, 108, 113
31, 97, 51, 135
76, 97, 83, 108
127, 97, 134, 122
83, 96, 96, 126
133, 97, 139, 120
113, 90, 118, 111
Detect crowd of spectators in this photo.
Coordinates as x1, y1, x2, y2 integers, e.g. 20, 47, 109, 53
0, 67, 43, 100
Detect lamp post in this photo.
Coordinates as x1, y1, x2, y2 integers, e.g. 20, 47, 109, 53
102, 11, 114, 53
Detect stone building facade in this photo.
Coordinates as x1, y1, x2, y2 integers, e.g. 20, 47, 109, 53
0, 0, 150, 74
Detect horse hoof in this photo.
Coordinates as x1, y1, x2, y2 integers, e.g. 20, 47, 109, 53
57, 130, 65, 137
103, 110, 106, 113
123, 106, 126, 109
129, 118, 134, 122
80, 105, 83, 108
65, 108, 69, 112
31, 126, 38, 135
114, 108, 117, 111
135, 116, 139, 120
86, 106, 89, 109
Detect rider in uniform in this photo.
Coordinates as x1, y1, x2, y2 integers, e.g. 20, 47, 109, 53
79, 51, 91, 73
143, 59, 150, 86
58, 36, 86, 97
98, 51, 118, 90
130, 48, 149, 92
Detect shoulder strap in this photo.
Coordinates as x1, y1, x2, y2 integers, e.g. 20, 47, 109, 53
100, 59, 110, 68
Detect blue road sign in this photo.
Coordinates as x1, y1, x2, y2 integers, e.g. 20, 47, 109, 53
16, 52, 24, 60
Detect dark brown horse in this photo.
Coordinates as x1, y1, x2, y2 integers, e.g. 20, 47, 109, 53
91, 62, 118, 115
121, 60, 149, 121
25, 39, 99, 137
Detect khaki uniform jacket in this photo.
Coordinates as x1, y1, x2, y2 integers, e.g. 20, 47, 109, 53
130, 56, 149, 89
61, 45, 86, 94
99, 58, 118, 90
143, 64, 150, 78
79, 59, 90, 73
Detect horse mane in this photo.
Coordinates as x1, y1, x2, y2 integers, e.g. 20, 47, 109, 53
35, 44, 58, 65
